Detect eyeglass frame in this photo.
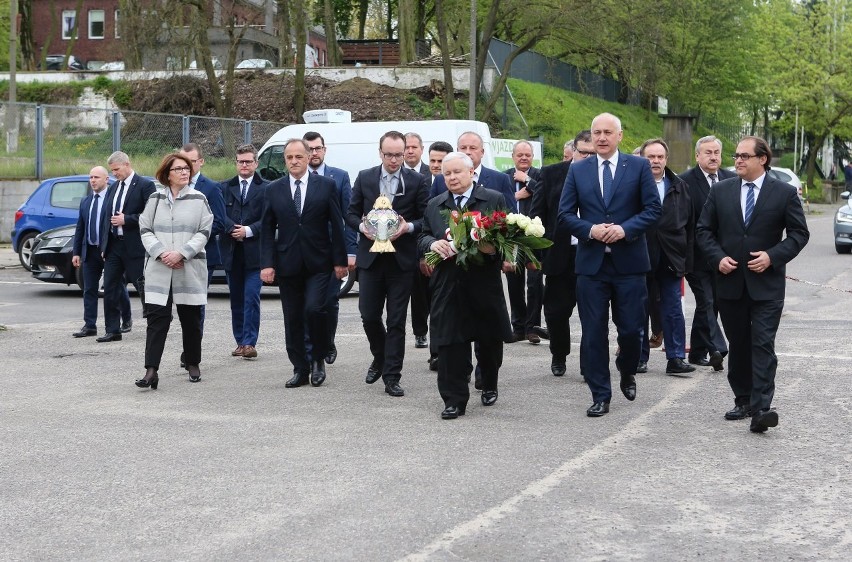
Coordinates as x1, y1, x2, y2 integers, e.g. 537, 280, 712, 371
732, 153, 758, 161
170, 166, 192, 173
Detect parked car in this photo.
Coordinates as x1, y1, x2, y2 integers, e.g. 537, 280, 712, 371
833, 191, 852, 254
12, 175, 92, 270
29, 224, 82, 288
189, 58, 223, 70
99, 61, 126, 71
43, 54, 85, 71
236, 59, 274, 69
767, 167, 803, 197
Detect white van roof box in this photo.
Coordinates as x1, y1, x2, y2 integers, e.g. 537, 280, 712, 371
302, 109, 352, 124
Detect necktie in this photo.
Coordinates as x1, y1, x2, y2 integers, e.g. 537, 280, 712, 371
311, 170, 318, 175
602, 160, 613, 205
240, 179, 248, 202
455, 195, 464, 209
708, 173, 717, 185
112, 180, 126, 235
744, 182, 755, 227
88, 194, 100, 246
294, 179, 302, 217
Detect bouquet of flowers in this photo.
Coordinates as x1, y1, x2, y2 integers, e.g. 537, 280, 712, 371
425, 208, 552, 270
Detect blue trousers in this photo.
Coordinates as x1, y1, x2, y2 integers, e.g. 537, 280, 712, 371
641, 264, 687, 362
226, 256, 262, 347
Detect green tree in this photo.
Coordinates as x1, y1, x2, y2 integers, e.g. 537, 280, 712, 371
0, 0, 10, 72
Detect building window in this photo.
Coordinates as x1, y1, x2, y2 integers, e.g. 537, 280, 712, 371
62, 10, 77, 40
89, 10, 105, 39
115, 9, 120, 39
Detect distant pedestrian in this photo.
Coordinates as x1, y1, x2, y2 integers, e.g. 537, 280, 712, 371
844, 161, 852, 190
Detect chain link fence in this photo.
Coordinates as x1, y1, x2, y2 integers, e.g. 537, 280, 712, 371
0, 101, 290, 181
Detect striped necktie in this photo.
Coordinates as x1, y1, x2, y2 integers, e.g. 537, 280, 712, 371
744, 182, 755, 227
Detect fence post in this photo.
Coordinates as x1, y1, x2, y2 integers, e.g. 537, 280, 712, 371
111, 111, 121, 152
182, 116, 190, 146
35, 105, 44, 180
244, 120, 252, 145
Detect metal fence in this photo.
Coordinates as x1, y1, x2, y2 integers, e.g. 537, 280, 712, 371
0, 101, 289, 180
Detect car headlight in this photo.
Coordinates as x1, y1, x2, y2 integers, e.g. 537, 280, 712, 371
42, 236, 73, 249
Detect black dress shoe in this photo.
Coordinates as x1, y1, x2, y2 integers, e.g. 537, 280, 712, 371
688, 354, 711, 366
120, 319, 133, 333
636, 361, 648, 374
365, 360, 383, 384
385, 382, 404, 397
511, 331, 524, 343
180, 352, 187, 370
481, 390, 498, 406
724, 404, 752, 420
532, 325, 550, 340
414, 335, 428, 348
96, 332, 122, 342
586, 401, 610, 417
311, 361, 326, 387
474, 365, 482, 390
187, 364, 201, 383
620, 374, 636, 401
72, 327, 97, 338
551, 358, 566, 377
325, 344, 337, 365
666, 358, 696, 375
750, 409, 779, 433
441, 405, 466, 419
285, 372, 309, 388
135, 367, 159, 390
708, 351, 724, 371
428, 356, 439, 372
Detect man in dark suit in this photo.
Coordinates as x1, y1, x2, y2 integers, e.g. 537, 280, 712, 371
696, 136, 809, 433
558, 113, 662, 417
429, 131, 515, 209
260, 139, 348, 388
346, 131, 430, 398
99, 151, 156, 342
304, 131, 357, 365
404, 131, 432, 350
530, 130, 594, 376
71, 166, 131, 338
418, 152, 513, 419
638, 139, 695, 375
505, 140, 544, 343
681, 135, 735, 370
220, 144, 268, 360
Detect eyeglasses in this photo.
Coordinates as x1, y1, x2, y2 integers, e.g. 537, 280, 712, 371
170, 166, 191, 173
382, 152, 404, 160
307, 146, 325, 153
577, 150, 596, 156
236, 160, 256, 166
732, 153, 757, 161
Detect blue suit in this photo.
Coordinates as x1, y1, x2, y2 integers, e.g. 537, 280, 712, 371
191, 173, 227, 271
430, 166, 515, 210
558, 152, 661, 403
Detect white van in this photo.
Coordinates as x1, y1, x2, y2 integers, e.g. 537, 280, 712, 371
257, 114, 496, 183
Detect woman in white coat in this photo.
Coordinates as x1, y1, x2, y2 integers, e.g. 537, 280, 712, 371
135, 153, 213, 390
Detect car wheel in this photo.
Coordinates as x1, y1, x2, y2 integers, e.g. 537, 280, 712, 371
18, 232, 38, 271
338, 270, 356, 297
835, 243, 851, 254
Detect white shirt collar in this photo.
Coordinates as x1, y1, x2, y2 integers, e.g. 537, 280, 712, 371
289, 172, 309, 184
310, 163, 326, 176
742, 173, 766, 189
596, 152, 619, 168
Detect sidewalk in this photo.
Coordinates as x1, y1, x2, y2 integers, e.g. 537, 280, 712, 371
0, 245, 21, 269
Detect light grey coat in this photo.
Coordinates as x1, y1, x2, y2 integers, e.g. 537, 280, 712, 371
139, 186, 213, 306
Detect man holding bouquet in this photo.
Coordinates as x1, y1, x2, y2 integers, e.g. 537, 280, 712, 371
418, 152, 514, 419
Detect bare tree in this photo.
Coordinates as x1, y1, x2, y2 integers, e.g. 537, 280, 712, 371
398, 0, 416, 63
434, 0, 456, 118
277, 0, 294, 66
293, 0, 308, 119
322, 0, 342, 66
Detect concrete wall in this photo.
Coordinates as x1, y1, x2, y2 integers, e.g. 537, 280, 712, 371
1, 181, 41, 244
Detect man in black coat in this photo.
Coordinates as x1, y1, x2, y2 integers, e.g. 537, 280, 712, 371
504, 140, 544, 343
346, 131, 430, 398
681, 135, 735, 369
530, 130, 594, 376
220, 144, 268, 360
99, 151, 156, 342
260, 139, 348, 388
697, 136, 809, 433
638, 139, 695, 375
418, 151, 513, 419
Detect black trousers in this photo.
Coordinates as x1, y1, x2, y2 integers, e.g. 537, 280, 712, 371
144, 290, 202, 370
103, 236, 144, 334
437, 338, 503, 409
717, 295, 783, 412
279, 271, 329, 375
543, 269, 577, 360
358, 255, 413, 383
505, 268, 543, 334
409, 269, 431, 337
685, 269, 728, 358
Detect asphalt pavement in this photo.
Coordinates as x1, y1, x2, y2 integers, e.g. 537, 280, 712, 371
0, 205, 850, 560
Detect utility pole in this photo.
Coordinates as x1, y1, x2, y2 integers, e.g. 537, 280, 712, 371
468, 0, 476, 120
7, 0, 19, 153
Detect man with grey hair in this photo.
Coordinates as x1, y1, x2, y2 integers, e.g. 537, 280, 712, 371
418, 151, 512, 419
680, 135, 735, 371
98, 151, 156, 342
563, 141, 574, 161
403, 132, 430, 176
558, 112, 661, 417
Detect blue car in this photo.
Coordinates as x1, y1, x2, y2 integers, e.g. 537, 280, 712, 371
11, 175, 92, 270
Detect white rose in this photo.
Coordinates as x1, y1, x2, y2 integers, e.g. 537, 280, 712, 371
506, 213, 518, 225
517, 215, 532, 229
531, 216, 543, 227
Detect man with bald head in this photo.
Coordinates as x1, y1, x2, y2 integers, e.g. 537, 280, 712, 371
558, 113, 661, 417
72, 167, 132, 338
